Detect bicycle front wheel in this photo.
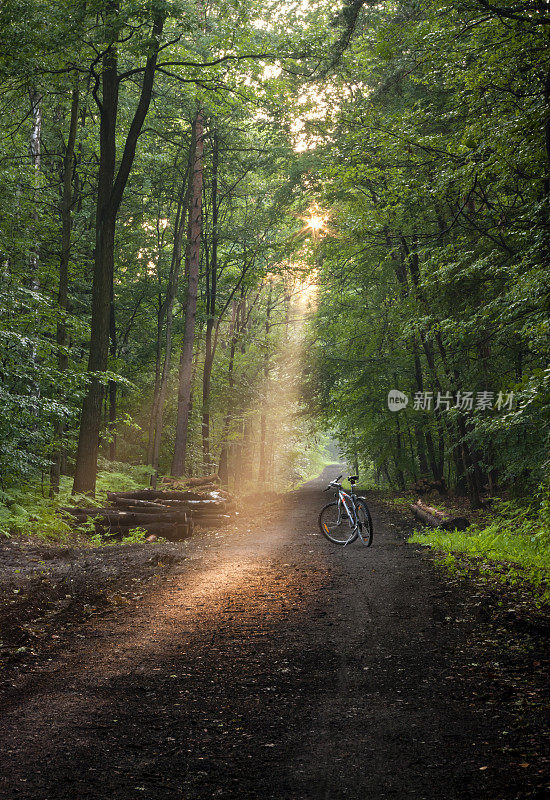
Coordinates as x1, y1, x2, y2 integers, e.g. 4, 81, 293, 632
318, 502, 358, 545
356, 499, 373, 547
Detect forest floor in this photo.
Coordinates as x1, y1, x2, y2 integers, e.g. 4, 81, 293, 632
0, 465, 548, 799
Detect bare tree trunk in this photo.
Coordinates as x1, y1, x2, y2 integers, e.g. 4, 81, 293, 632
218, 299, 239, 486
147, 295, 165, 465
27, 88, 42, 410
172, 110, 204, 477
150, 192, 188, 478
258, 282, 272, 484
50, 85, 79, 495
28, 88, 42, 292
108, 284, 117, 460
73, 8, 164, 494
202, 128, 219, 472
393, 413, 406, 490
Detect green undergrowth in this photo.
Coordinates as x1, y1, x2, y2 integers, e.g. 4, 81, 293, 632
87, 526, 160, 547
409, 488, 550, 605
0, 459, 154, 544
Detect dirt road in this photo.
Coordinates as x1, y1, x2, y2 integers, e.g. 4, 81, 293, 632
0, 466, 546, 799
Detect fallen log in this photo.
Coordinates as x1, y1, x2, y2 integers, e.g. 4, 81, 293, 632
410, 499, 469, 531
94, 521, 192, 541
107, 489, 205, 502
193, 516, 231, 528
97, 511, 189, 526
110, 504, 184, 515
105, 498, 168, 511
61, 507, 113, 519
108, 503, 227, 521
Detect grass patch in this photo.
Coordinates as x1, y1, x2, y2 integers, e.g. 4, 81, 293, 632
409, 491, 550, 605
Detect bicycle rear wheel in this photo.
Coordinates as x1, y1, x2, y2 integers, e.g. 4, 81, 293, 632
318, 502, 358, 545
356, 499, 373, 546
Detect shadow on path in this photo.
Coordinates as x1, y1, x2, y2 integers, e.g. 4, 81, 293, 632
0, 466, 540, 799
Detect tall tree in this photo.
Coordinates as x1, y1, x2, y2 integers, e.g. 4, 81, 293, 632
73, 4, 164, 494
172, 109, 204, 476
50, 83, 79, 494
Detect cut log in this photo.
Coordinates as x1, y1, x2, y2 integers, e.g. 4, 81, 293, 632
410, 500, 469, 531
88, 510, 189, 526
106, 498, 168, 511
95, 521, 192, 541
194, 516, 230, 528
61, 506, 111, 519
107, 490, 204, 502
62, 482, 234, 542
418, 501, 447, 520
410, 504, 441, 528
185, 499, 226, 509
111, 504, 183, 515
187, 508, 225, 519
108, 500, 227, 516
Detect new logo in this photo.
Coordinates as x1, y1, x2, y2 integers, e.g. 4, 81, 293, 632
387, 390, 409, 411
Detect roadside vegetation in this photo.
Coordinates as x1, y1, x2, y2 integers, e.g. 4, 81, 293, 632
408, 490, 550, 605
0, 461, 153, 543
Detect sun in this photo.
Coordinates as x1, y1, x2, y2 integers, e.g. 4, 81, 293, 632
307, 214, 326, 233
292, 205, 334, 242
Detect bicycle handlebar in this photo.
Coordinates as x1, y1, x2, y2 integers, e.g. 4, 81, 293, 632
325, 474, 358, 492
326, 475, 343, 491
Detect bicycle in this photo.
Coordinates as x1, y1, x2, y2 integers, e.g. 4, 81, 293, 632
318, 474, 373, 546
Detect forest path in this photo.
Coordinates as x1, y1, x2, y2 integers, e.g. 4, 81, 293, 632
0, 466, 533, 799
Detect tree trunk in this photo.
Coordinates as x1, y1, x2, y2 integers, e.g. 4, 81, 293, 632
150, 189, 188, 477
258, 283, 273, 484
73, 9, 164, 494
393, 411, 406, 490
202, 128, 218, 472
218, 299, 239, 486
147, 294, 165, 466
108, 282, 117, 460
172, 109, 204, 477
73, 34, 118, 495
28, 88, 42, 292
50, 85, 79, 495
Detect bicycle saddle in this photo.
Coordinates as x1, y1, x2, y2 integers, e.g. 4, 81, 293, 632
349, 475, 358, 484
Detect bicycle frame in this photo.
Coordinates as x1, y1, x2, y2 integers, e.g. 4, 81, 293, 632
337, 488, 360, 545
338, 489, 357, 525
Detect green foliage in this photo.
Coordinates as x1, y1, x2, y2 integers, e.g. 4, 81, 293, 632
0, 0, 329, 493
93, 459, 154, 499
0, 488, 73, 542
410, 491, 550, 600
0, 464, 151, 542
306, 0, 550, 498
88, 526, 158, 547
1, 0, 545, 505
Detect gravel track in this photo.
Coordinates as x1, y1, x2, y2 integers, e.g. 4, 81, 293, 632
0, 465, 547, 799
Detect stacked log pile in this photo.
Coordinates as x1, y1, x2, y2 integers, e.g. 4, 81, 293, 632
61, 477, 235, 541
410, 499, 469, 531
